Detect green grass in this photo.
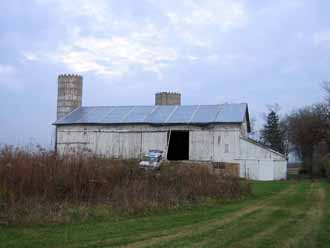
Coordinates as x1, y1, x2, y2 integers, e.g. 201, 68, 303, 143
0, 180, 329, 248
316, 181, 330, 248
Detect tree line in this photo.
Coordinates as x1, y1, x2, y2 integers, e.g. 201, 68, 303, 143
260, 82, 330, 178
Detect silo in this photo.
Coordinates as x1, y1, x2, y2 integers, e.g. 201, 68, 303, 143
155, 92, 181, 105
57, 74, 83, 120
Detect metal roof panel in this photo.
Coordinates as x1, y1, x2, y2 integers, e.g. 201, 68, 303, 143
102, 106, 133, 123
215, 103, 246, 123
54, 104, 248, 125
122, 106, 155, 123
56, 107, 92, 124
145, 105, 176, 123
78, 106, 114, 123
167, 105, 198, 123
192, 105, 221, 123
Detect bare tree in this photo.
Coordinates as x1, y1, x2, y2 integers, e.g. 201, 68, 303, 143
284, 82, 330, 177
248, 116, 260, 141
322, 81, 330, 106
321, 82, 330, 152
286, 105, 327, 177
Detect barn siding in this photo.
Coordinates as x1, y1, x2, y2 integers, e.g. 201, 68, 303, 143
237, 137, 287, 180
142, 132, 167, 156
213, 129, 240, 163
240, 117, 248, 137
56, 124, 241, 161
56, 124, 287, 181
96, 132, 120, 158
239, 137, 284, 160
189, 131, 214, 161
274, 160, 287, 180
119, 133, 142, 159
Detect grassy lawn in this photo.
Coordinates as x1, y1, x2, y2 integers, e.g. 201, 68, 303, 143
0, 180, 329, 248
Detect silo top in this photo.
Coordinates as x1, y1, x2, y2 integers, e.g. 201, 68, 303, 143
155, 92, 181, 105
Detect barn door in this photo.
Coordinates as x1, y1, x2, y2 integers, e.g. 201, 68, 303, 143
167, 131, 189, 160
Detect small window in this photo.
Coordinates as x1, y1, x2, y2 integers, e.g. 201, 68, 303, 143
224, 144, 229, 153
218, 136, 221, 145
213, 162, 225, 169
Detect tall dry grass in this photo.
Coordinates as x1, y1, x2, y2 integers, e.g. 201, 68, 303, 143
0, 145, 251, 224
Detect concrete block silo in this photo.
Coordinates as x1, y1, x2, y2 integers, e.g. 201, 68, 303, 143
57, 74, 83, 120
155, 92, 181, 105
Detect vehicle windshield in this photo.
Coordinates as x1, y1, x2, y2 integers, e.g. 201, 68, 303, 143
143, 156, 157, 162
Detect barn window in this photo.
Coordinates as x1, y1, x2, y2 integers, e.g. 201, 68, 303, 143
167, 130, 189, 160
224, 144, 229, 153
213, 162, 225, 169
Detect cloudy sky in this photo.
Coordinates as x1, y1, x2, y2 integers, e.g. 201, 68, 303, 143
1, 0, 330, 147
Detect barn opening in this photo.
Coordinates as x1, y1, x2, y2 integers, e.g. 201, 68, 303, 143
167, 131, 189, 160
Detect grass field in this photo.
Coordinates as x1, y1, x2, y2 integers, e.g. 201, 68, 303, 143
0, 180, 329, 248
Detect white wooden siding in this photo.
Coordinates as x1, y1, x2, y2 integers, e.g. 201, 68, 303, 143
189, 131, 214, 161
237, 137, 287, 180
142, 132, 167, 155
56, 124, 241, 161
213, 130, 240, 163
56, 124, 287, 181
95, 132, 120, 158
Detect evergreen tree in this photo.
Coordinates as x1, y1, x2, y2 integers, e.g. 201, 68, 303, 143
261, 108, 285, 154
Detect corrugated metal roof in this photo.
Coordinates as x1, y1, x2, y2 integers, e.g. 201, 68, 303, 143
54, 103, 248, 126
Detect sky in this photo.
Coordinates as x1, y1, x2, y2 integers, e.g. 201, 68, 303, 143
1, 0, 330, 148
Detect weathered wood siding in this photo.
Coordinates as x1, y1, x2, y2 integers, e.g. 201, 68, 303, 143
239, 137, 285, 160
56, 124, 242, 162
237, 137, 287, 180
213, 129, 240, 163
141, 132, 168, 155
189, 131, 214, 161
56, 123, 287, 180
95, 132, 120, 157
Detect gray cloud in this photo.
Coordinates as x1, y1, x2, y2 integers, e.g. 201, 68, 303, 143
0, 0, 330, 146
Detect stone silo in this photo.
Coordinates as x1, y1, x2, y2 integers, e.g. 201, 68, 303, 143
57, 74, 83, 120
155, 92, 181, 105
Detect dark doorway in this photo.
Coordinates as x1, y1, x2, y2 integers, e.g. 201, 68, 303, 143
167, 131, 189, 160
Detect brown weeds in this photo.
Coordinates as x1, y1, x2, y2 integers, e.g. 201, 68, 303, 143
0, 146, 251, 224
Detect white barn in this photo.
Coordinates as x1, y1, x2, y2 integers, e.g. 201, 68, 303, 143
54, 74, 287, 181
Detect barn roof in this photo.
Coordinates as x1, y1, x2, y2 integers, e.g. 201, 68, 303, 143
54, 103, 250, 130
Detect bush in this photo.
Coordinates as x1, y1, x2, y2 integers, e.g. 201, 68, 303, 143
320, 154, 330, 179
0, 146, 251, 224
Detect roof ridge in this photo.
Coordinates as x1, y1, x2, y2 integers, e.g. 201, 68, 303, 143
82, 104, 231, 107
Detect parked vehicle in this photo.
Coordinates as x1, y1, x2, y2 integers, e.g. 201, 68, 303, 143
139, 150, 164, 170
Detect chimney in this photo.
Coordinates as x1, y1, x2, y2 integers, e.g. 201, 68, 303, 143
155, 92, 181, 105
57, 74, 83, 120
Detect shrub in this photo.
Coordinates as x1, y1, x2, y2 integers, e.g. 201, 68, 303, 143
0, 146, 251, 224
320, 154, 330, 179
